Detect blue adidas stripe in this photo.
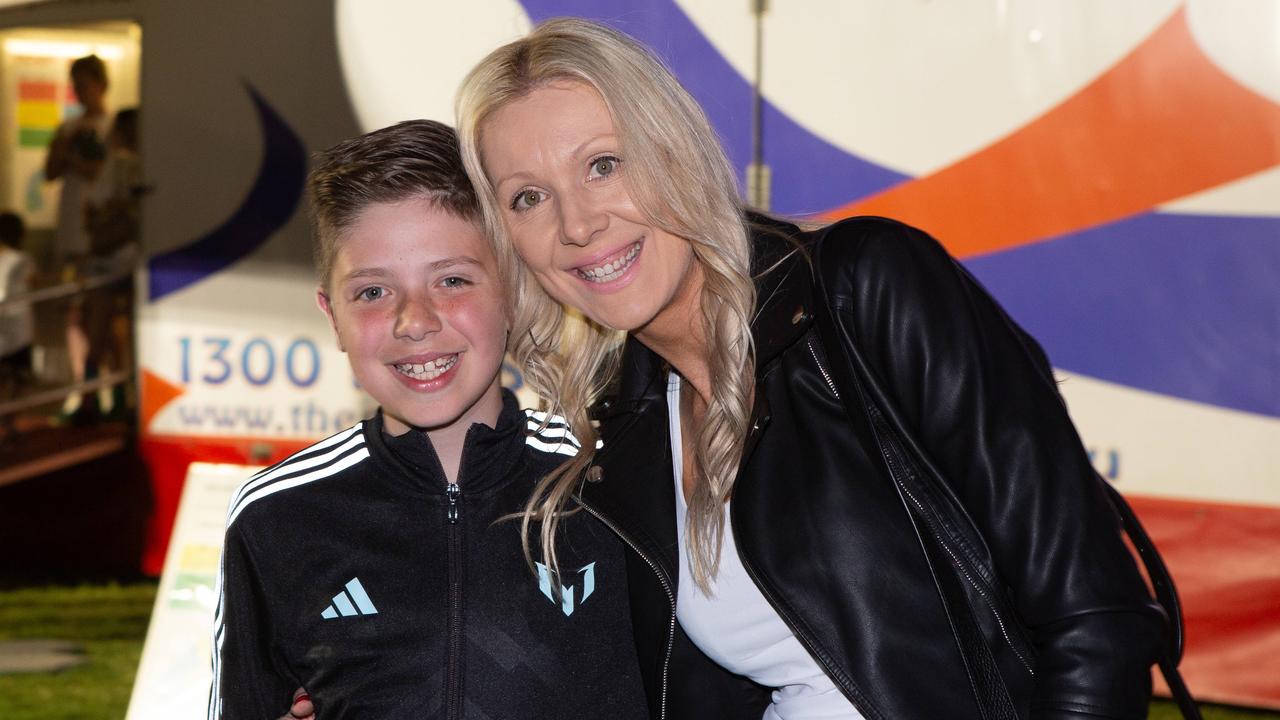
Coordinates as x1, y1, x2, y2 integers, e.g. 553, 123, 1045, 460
345, 578, 378, 615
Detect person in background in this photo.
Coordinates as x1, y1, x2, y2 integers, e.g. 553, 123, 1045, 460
0, 212, 34, 442
45, 54, 110, 420
86, 107, 141, 265
82, 107, 142, 417
45, 54, 110, 275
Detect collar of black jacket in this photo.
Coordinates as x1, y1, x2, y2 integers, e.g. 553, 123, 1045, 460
608, 212, 816, 413
367, 389, 526, 494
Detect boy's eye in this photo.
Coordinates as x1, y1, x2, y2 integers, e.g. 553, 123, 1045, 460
440, 276, 470, 288
357, 286, 385, 301
588, 156, 620, 179
511, 189, 545, 211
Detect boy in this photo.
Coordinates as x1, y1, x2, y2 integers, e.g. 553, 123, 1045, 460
210, 120, 645, 719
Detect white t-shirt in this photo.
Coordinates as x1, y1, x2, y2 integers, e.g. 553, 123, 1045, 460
0, 246, 34, 357
53, 113, 109, 259
668, 374, 865, 720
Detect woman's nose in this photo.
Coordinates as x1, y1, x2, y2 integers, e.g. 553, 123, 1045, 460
558, 191, 607, 247
394, 295, 442, 341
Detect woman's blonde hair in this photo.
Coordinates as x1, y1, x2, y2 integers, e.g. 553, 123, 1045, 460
457, 17, 755, 592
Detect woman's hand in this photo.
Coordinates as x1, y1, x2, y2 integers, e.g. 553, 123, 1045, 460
277, 688, 313, 719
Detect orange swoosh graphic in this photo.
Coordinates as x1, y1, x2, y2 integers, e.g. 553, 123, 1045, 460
141, 369, 186, 432
826, 7, 1280, 258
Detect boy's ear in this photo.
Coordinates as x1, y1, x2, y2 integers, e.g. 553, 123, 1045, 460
315, 287, 345, 352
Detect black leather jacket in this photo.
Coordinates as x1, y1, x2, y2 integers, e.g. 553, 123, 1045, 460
576, 216, 1166, 720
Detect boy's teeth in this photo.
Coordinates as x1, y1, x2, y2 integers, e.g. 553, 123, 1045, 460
579, 242, 639, 283
394, 354, 457, 380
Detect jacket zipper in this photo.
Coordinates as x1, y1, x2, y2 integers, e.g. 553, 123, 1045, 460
867, 404, 1035, 674
445, 481, 463, 719
807, 336, 1034, 673
576, 498, 676, 720
807, 337, 841, 400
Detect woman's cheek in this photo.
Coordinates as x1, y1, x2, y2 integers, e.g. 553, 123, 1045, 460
527, 273, 558, 301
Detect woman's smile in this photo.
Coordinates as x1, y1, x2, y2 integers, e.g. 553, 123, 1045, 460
572, 239, 642, 286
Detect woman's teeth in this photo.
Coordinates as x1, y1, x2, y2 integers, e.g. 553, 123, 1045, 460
394, 355, 457, 381
578, 242, 640, 283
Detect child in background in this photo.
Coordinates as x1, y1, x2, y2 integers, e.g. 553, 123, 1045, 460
0, 212, 34, 441
82, 107, 142, 417
210, 120, 646, 719
86, 107, 142, 265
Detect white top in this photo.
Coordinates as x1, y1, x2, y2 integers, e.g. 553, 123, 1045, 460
53, 113, 109, 258
667, 374, 865, 720
0, 247, 33, 356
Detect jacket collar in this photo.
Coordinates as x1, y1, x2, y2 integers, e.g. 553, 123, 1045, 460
748, 214, 817, 367
366, 389, 527, 494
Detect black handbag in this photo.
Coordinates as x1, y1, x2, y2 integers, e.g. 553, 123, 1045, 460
808, 258, 1202, 720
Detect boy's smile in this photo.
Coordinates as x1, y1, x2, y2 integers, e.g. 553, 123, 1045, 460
318, 197, 507, 450
391, 352, 458, 384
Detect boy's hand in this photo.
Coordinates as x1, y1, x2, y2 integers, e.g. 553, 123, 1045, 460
278, 688, 314, 719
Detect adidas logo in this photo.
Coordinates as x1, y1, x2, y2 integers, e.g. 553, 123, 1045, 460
535, 562, 596, 617
321, 577, 379, 619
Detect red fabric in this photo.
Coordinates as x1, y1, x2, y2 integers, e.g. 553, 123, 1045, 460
1129, 495, 1280, 709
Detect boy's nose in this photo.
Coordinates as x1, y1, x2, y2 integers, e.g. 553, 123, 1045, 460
394, 297, 442, 340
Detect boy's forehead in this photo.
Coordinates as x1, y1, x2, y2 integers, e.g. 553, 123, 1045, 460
333, 200, 494, 273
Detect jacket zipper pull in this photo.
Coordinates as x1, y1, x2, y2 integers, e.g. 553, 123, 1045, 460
447, 482, 460, 524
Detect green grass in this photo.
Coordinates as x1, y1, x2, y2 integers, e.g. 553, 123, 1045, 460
1153, 702, 1280, 719
0, 582, 1274, 719
0, 582, 157, 720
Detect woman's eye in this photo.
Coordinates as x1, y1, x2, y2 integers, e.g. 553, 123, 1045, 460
511, 189, 544, 211
588, 156, 620, 179
357, 286, 385, 301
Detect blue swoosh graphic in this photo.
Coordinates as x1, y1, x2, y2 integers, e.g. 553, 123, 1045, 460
148, 84, 307, 301
965, 212, 1280, 418
518, 0, 906, 214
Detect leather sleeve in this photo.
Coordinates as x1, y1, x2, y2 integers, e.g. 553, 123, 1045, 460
818, 216, 1166, 719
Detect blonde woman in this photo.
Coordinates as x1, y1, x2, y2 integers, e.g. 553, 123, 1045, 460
452, 17, 1169, 720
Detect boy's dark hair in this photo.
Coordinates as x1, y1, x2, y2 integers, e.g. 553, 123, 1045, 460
308, 119, 480, 289
70, 54, 108, 86
0, 212, 25, 250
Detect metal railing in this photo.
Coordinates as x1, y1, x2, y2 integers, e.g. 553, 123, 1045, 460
0, 265, 134, 310
0, 266, 137, 419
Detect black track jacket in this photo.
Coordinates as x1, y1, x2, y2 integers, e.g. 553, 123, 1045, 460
210, 391, 647, 719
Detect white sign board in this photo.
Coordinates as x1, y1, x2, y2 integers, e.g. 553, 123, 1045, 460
125, 463, 260, 720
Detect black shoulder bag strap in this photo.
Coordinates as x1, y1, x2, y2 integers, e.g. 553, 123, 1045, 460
809, 264, 1202, 720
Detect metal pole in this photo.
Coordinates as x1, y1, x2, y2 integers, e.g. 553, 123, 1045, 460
748, 0, 771, 210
